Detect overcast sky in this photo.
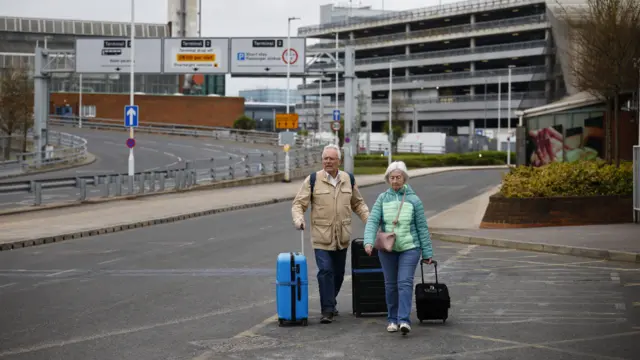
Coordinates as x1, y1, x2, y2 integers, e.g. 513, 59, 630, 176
0, 0, 455, 96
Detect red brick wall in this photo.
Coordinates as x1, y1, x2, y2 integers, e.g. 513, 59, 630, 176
50, 93, 244, 128
480, 194, 633, 228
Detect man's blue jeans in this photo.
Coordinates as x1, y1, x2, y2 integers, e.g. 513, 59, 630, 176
314, 248, 348, 314
378, 247, 421, 325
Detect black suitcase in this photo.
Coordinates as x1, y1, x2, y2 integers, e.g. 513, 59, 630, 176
415, 260, 450, 324
351, 238, 387, 317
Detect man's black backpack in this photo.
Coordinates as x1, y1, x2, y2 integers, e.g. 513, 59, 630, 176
309, 171, 355, 201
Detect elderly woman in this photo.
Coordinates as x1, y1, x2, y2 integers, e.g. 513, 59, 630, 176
363, 161, 433, 335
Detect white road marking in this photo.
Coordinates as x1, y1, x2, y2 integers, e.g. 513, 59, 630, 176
98, 258, 124, 265
0, 282, 16, 289
45, 269, 76, 277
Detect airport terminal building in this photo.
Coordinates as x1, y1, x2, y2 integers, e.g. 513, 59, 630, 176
0, 15, 226, 96
295, 0, 565, 139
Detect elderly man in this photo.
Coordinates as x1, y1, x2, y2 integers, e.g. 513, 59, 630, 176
292, 144, 369, 324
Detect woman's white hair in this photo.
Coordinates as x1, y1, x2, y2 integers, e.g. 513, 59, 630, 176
385, 161, 410, 184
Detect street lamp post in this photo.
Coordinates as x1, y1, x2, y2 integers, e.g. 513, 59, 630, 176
388, 61, 393, 166
507, 65, 515, 166
286, 16, 300, 116
128, 0, 135, 178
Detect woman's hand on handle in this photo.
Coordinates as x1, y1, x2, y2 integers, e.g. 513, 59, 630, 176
423, 258, 433, 265
365, 244, 373, 256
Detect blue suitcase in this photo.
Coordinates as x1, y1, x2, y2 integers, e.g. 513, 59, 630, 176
276, 250, 309, 326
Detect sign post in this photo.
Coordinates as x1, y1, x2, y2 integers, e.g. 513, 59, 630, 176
333, 109, 340, 145
283, 144, 291, 183
128, 0, 136, 181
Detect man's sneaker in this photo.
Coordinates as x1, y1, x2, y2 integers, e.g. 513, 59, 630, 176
399, 322, 411, 335
333, 309, 339, 317
320, 313, 334, 324
386, 323, 398, 332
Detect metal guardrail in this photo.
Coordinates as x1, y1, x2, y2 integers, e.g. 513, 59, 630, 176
307, 14, 548, 50
358, 141, 445, 154
308, 40, 550, 70
0, 146, 323, 208
299, 65, 546, 90
296, 91, 546, 109
634, 145, 639, 223
0, 130, 88, 174
49, 116, 316, 147
298, 0, 542, 35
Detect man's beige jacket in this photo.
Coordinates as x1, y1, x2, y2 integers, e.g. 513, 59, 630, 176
292, 170, 370, 251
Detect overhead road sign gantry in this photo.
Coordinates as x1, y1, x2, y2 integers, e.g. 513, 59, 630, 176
230, 37, 306, 77
124, 105, 139, 127
163, 38, 229, 74
74, 38, 162, 74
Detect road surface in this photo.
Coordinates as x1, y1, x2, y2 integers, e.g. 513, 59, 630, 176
0, 169, 638, 360
0, 126, 283, 210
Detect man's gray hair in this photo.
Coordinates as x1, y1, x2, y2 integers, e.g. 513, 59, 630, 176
322, 144, 342, 160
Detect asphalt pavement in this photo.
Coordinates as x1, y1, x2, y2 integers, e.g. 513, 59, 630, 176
0, 126, 281, 210
0, 169, 638, 360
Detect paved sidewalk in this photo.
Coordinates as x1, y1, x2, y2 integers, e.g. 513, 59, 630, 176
0, 165, 506, 249
428, 186, 640, 263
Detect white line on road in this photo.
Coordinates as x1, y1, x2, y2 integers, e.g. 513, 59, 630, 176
139, 147, 159, 152
610, 272, 620, 284
98, 258, 124, 265
0, 282, 16, 289
168, 143, 194, 149
45, 269, 76, 277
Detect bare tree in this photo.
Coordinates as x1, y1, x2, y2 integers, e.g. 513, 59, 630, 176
0, 66, 34, 160
555, 0, 640, 166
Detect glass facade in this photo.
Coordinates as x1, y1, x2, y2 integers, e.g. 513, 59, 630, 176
525, 106, 606, 166
239, 89, 302, 104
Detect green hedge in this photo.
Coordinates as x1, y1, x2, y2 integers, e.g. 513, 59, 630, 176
500, 160, 633, 198
354, 151, 513, 168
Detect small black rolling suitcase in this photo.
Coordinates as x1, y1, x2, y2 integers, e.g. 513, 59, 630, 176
351, 238, 387, 317
415, 260, 450, 324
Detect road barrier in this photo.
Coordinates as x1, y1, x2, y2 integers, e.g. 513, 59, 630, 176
0, 146, 323, 209
49, 116, 322, 147
0, 131, 88, 175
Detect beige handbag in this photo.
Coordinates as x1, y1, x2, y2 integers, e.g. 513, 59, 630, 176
374, 192, 406, 252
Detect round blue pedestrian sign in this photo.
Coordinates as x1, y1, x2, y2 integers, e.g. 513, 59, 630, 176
126, 138, 135, 149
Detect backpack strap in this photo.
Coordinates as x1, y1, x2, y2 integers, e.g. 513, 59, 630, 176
309, 172, 316, 202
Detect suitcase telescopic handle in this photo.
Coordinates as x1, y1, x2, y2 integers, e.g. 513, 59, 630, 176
420, 259, 438, 285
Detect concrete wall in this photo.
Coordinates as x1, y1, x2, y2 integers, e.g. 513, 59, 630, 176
50, 93, 245, 128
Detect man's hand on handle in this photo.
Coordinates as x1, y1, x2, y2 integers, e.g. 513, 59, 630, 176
294, 219, 305, 231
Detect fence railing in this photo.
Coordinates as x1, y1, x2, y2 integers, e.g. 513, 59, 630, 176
49, 116, 310, 147
307, 14, 547, 50
0, 130, 88, 175
308, 40, 550, 70
634, 145, 639, 223
0, 146, 323, 209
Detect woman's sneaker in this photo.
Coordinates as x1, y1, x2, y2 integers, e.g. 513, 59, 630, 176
386, 323, 398, 332
399, 322, 411, 335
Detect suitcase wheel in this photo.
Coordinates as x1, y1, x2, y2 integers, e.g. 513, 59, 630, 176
278, 319, 284, 327
419, 320, 423, 324
442, 319, 446, 324
354, 312, 362, 318
302, 319, 308, 326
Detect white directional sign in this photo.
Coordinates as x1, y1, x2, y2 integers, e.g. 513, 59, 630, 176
230, 37, 306, 75
163, 38, 229, 74
75, 38, 162, 74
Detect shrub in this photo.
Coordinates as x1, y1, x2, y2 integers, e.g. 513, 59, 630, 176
500, 160, 633, 198
354, 151, 512, 168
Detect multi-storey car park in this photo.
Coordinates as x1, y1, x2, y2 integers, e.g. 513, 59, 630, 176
295, 0, 568, 144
